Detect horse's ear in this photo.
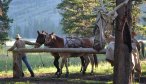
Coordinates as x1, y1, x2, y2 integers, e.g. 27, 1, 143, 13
51, 35, 56, 40
45, 32, 48, 35
37, 31, 40, 35
51, 32, 54, 35
51, 32, 56, 36
42, 30, 44, 33
42, 31, 47, 35
50, 32, 56, 39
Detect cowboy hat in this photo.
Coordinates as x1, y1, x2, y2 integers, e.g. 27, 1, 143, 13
15, 34, 22, 39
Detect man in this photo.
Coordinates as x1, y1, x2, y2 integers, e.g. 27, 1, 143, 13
8, 34, 37, 77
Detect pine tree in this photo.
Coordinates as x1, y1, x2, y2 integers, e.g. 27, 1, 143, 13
57, 0, 143, 37
57, 0, 98, 37
0, 0, 13, 44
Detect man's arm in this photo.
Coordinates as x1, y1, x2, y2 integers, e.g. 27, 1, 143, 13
24, 40, 36, 45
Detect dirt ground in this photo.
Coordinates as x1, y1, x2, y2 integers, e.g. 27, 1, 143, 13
0, 73, 113, 84
0, 73, 146, 84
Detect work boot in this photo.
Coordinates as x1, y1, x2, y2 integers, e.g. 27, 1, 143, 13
29, 70, 35, 77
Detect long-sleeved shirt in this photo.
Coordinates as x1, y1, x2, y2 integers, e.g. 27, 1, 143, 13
8, 39, 36, 56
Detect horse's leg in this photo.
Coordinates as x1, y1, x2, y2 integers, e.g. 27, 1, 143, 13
131, 53, 136, 82
82, 55, 89, 75
89, 54, 95, 75
133, 50, 141, 81
64, 57, 69, 78
86, 54, 98, 75
131, 69, 135, 83
60, 55, 69, 78
80, 56, 85, 72
53, 56, 61, 76
135, 59, 141, 82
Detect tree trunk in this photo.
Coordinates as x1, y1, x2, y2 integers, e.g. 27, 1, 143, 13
114, 0, 132, 84
0, 0, 2, 16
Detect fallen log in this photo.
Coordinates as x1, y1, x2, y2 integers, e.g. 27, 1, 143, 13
13, 48, 106, 54
12, 48, 106, 78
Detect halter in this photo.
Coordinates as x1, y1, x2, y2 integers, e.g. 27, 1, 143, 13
36, 42, 42, 46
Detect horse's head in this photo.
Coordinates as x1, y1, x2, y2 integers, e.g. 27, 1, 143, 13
35, 31, 47, 48
44, 32, 56, 48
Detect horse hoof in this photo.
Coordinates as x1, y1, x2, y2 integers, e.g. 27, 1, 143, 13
57, 74, 61, 78
90, 72, 94, 75
55, 72, 58, 75
82, 71, 86, 75
80, 68, 83, 72
65, 73, 69, 78
52, 74, 59, 78
54, 72, 61, 78
54, 74, 61, 78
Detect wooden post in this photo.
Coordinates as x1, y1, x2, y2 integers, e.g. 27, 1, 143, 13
114, 0, 132, 84
13, 51, 23, 78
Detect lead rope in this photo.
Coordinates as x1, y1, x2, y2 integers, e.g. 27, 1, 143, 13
5, 51, 8, 73
39, 53, 45, 67
36, 42, 45, 67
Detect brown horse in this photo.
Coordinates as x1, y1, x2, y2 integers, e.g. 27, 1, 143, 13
35, 31, 98, 77
44, 32, 98, 77
35, 31, 61, 77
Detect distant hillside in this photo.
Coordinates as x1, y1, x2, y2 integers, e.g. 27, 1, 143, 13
8, 0, 63, 38
8, 1, 146, 38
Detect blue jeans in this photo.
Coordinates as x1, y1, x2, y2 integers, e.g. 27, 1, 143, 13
22, 55, 33, 72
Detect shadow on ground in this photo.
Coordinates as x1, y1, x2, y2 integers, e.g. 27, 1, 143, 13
0, 73, 113, 84
0, 73, 146, 84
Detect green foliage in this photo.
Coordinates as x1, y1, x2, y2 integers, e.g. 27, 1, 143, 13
0, 0, 13, 43
132, 0, 146, 36
58, 0, 144, 36
57, 0, 98, 37
132, 3, 141, 31
0, 32, 8, 42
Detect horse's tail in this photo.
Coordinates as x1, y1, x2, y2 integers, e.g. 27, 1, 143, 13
93, 54, 98, 67
140, 41, 145, 58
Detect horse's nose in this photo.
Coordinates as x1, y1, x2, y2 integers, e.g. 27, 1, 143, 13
34, 45, 38, 48
34, 45, 39, 48
34, 43, 40, 48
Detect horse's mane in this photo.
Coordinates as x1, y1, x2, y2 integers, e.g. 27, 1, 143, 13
55, 35, 64, 42
54, 35, 64, 46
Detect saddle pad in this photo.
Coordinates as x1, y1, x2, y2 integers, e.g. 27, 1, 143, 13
64, 37, 82, 48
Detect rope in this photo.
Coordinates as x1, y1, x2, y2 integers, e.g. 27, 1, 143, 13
5, 51, 8, 73
39, 53, 45, 67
